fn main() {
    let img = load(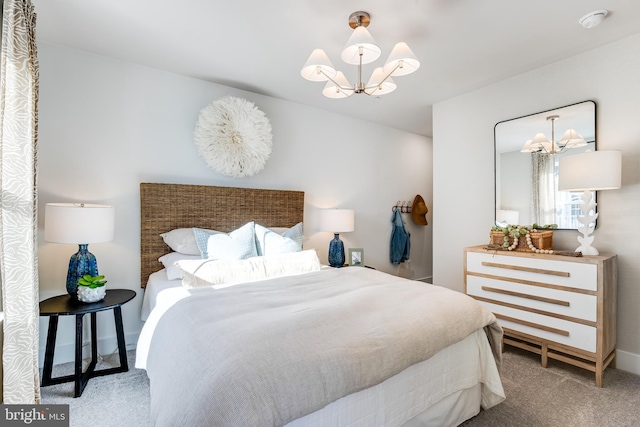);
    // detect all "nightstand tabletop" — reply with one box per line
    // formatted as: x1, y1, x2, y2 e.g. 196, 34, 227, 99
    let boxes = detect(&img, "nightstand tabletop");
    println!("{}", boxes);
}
40, 289, 136, 316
